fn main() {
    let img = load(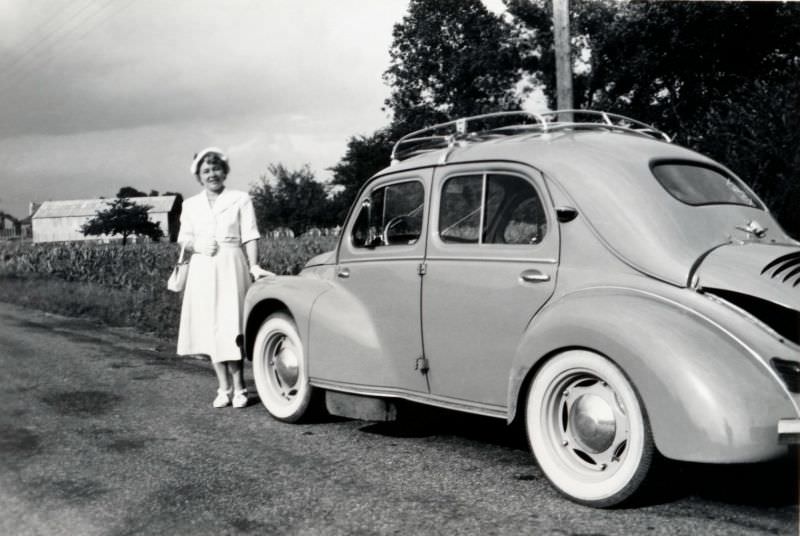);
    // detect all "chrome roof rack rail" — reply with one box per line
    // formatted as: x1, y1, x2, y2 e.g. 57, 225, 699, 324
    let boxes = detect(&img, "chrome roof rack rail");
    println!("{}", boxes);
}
390, 109, 671, 163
